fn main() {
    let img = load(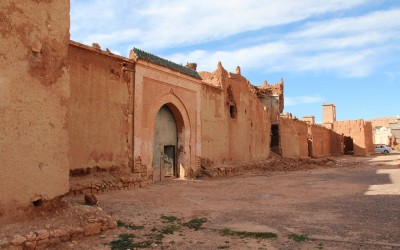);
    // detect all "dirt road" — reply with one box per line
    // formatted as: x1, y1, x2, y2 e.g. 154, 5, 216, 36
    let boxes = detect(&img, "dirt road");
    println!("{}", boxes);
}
53, 152, 400, 250
1, 152, 399, 249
